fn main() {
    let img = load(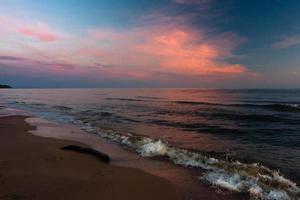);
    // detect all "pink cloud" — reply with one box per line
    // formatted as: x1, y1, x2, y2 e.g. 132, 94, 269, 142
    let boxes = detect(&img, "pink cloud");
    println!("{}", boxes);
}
17, 23, 61, 42
0, 16, 63, 42
84, 23, 248, 77
76, 48, 111, 58
133, 26, 247, 75
0, 13, 251, 85
18, 27, 58, 42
